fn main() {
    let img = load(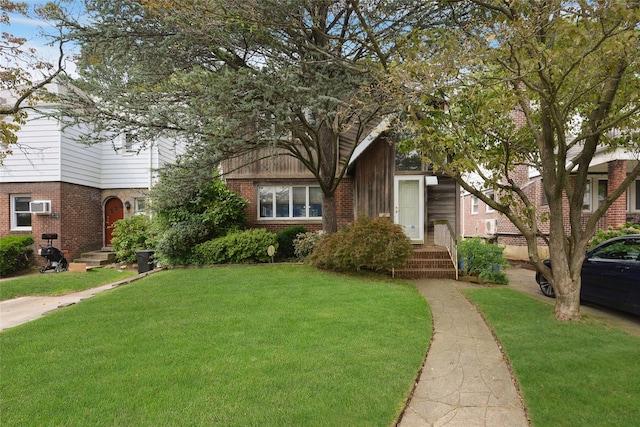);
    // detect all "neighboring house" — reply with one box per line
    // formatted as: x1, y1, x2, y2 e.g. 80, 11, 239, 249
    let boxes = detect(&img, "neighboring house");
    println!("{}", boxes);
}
223, 120, 460, 278
461, 148, 640, 260
0, 86, 180, 262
